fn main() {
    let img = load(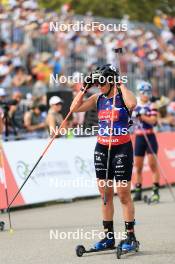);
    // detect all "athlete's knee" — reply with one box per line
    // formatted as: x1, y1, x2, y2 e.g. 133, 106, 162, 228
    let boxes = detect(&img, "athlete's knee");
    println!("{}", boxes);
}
99, 187, 113, 201
118, 191, 131, 205
149, 160, 157, 172
135, 166, 143, 175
